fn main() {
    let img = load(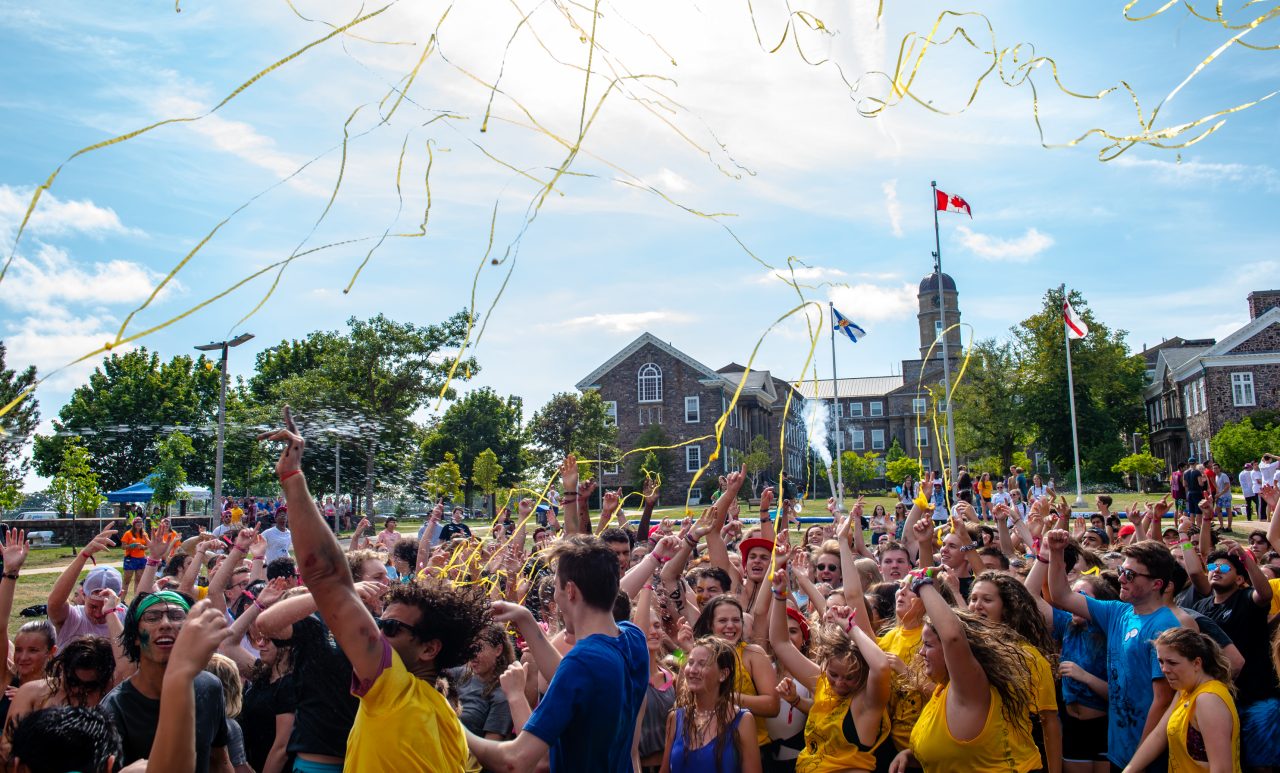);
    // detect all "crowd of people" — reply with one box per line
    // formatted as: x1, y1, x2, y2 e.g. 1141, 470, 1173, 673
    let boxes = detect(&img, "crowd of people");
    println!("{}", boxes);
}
5, 411, 1280, 772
